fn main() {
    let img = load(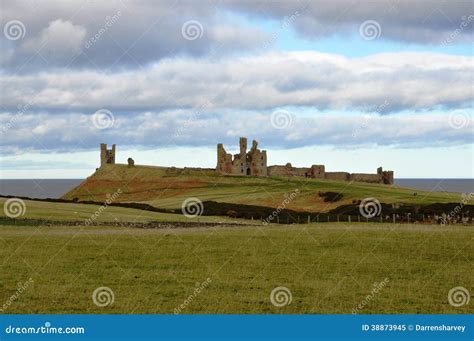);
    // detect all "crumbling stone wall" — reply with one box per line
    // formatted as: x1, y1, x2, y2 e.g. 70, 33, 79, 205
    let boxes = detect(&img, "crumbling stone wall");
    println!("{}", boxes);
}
325, 172, 351, 181
100, 143, 115, 166
217, 144, 233, 174
267, 163, 308, 177
350, 173, 380, 183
